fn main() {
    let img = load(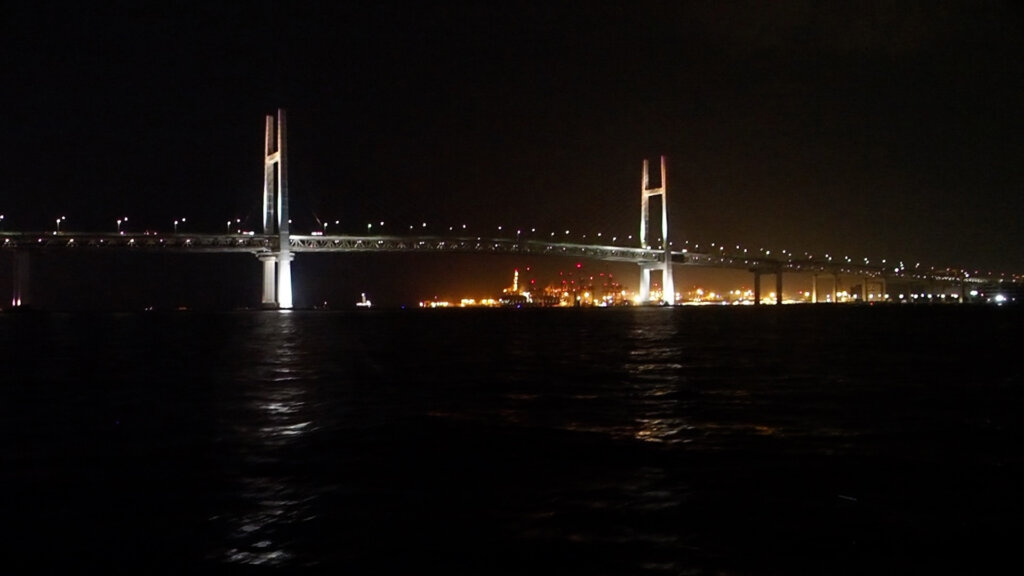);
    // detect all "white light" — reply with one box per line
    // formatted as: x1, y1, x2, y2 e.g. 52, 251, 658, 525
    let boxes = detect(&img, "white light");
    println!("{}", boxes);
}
278, 260, 293, 309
